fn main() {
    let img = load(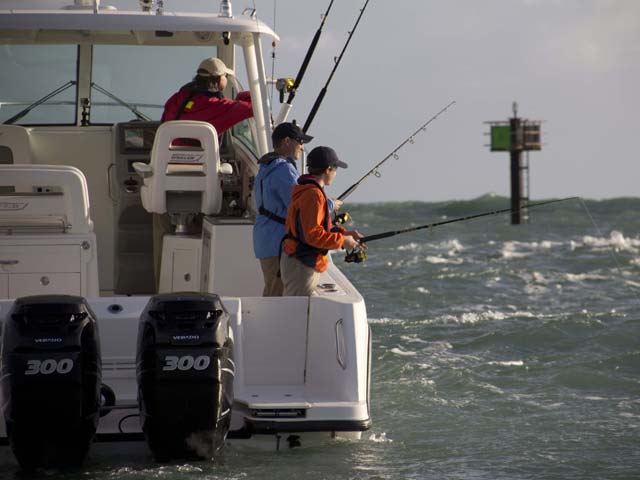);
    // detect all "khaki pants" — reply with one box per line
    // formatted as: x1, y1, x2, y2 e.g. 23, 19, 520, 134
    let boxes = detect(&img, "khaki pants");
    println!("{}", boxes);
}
280, 253, 318, 297
259, 256, 284, 297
